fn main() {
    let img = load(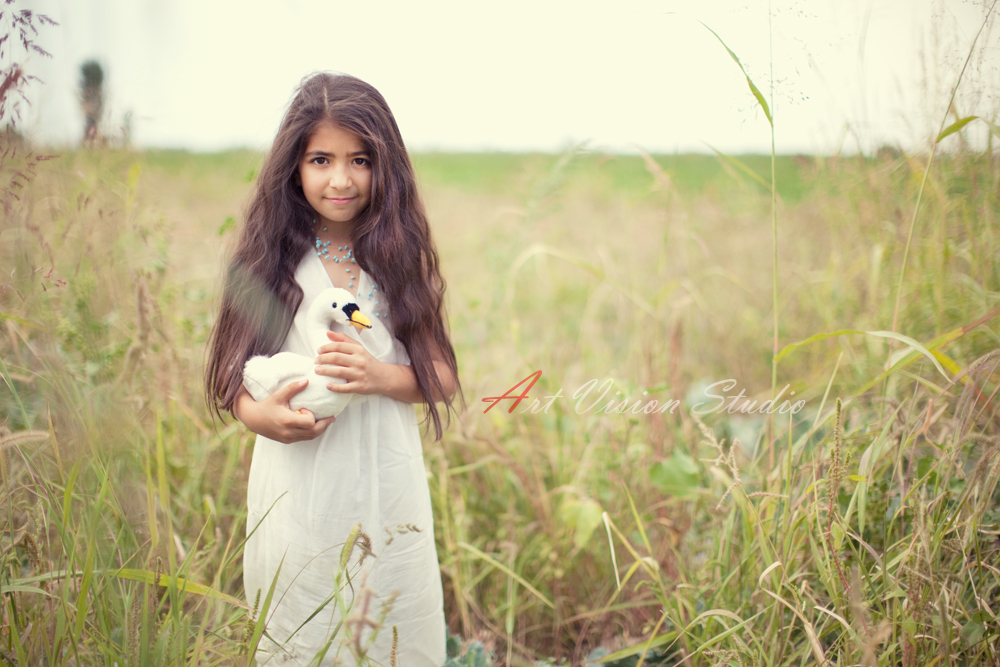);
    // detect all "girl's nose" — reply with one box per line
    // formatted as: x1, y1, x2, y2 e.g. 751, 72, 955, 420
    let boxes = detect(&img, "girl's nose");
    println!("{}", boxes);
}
329, 163, 352, 189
